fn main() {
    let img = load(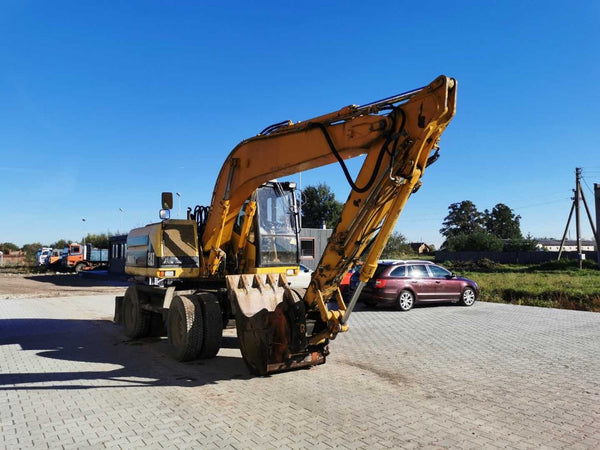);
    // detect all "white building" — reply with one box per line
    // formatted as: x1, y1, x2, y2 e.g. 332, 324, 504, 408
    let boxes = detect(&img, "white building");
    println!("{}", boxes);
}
536, 239, 596, 252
